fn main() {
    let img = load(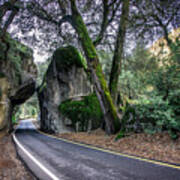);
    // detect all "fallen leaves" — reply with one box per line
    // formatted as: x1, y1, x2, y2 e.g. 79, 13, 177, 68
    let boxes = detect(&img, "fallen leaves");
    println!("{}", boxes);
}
0, 135, 35, 180
57, 130, 180, 164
